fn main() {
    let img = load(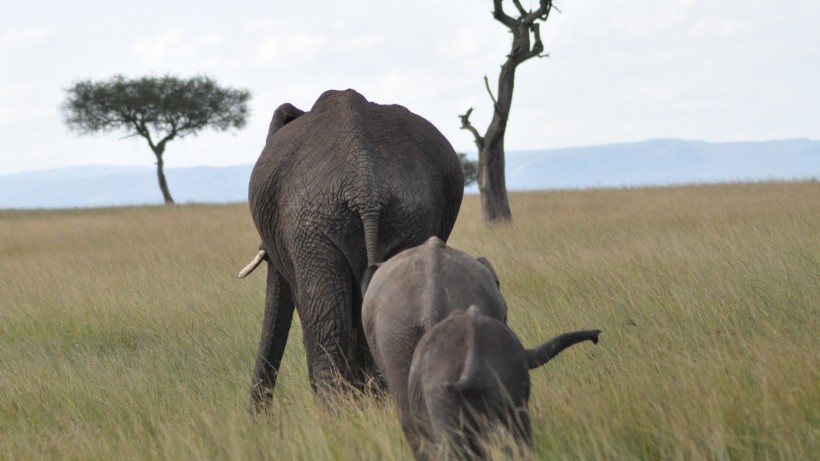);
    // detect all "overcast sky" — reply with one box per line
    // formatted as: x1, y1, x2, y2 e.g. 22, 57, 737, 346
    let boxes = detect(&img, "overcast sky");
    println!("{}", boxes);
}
2, 0, 818, 175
